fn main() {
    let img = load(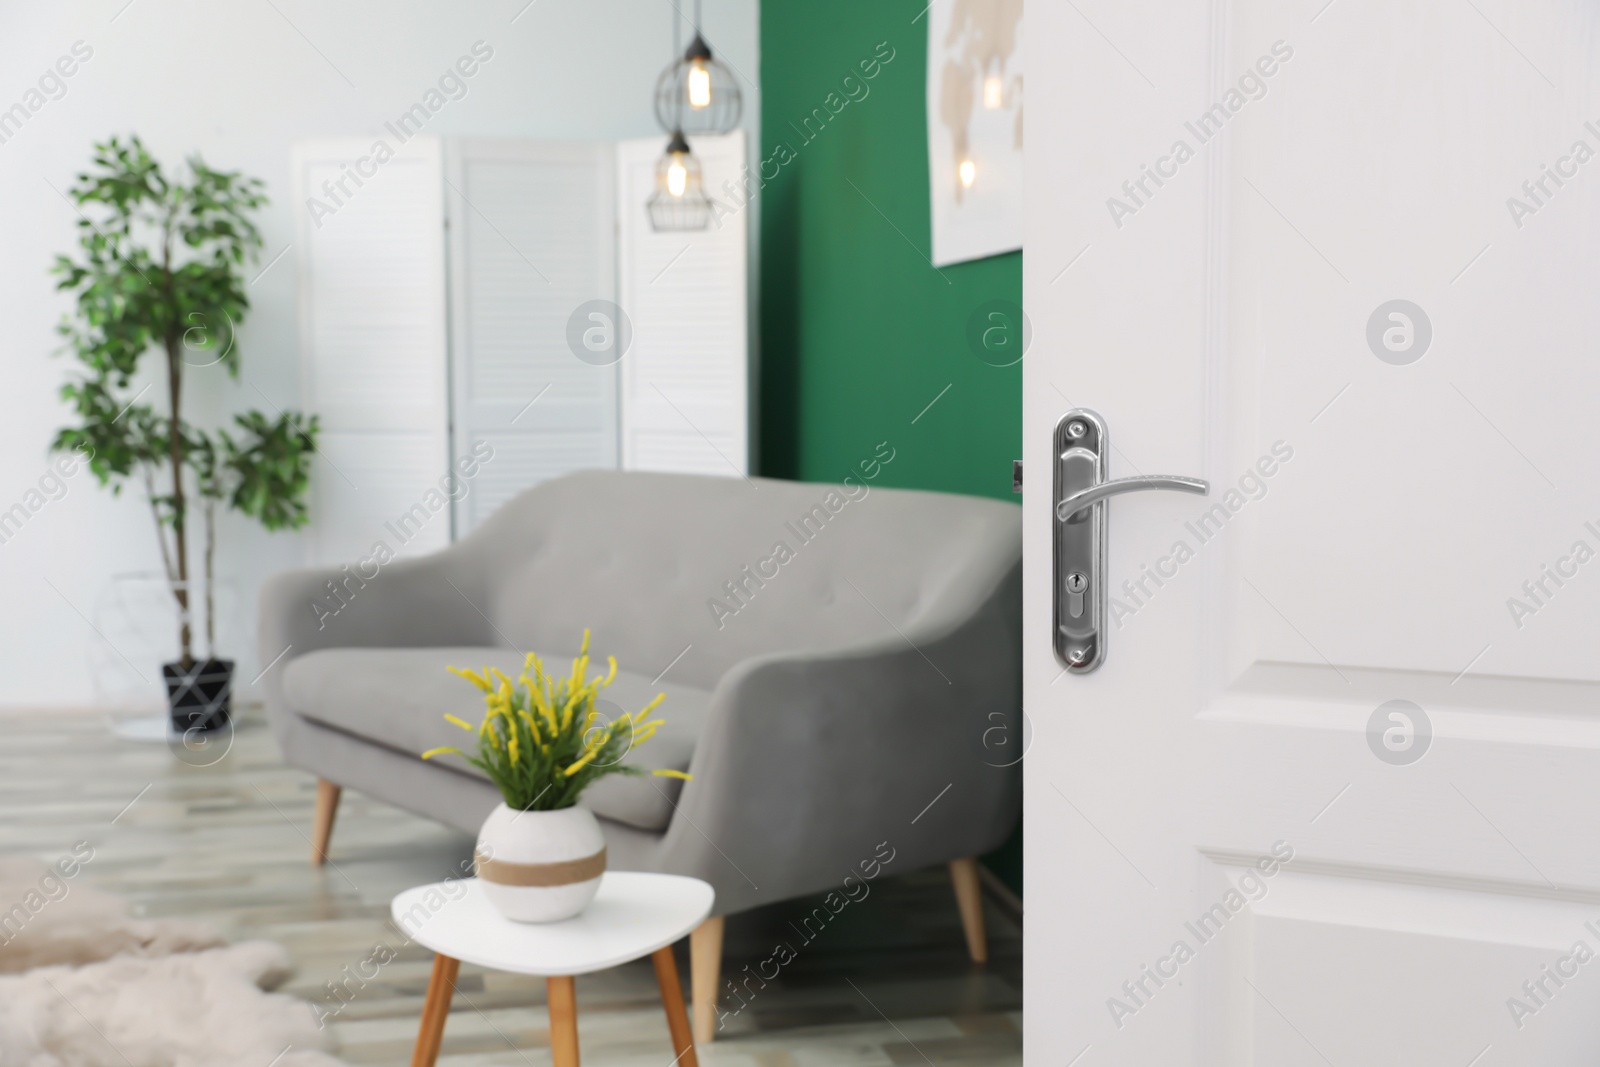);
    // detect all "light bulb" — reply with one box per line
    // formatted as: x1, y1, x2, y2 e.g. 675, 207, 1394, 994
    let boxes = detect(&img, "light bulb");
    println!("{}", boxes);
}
983, 74, 1004, 109
959, 159, 976, 188
667, 158, 688, 197
688, 62, 712, 109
